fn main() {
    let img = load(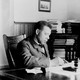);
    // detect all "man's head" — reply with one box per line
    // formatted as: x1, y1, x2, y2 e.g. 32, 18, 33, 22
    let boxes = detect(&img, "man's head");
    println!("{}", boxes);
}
34, 21, 52, 45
